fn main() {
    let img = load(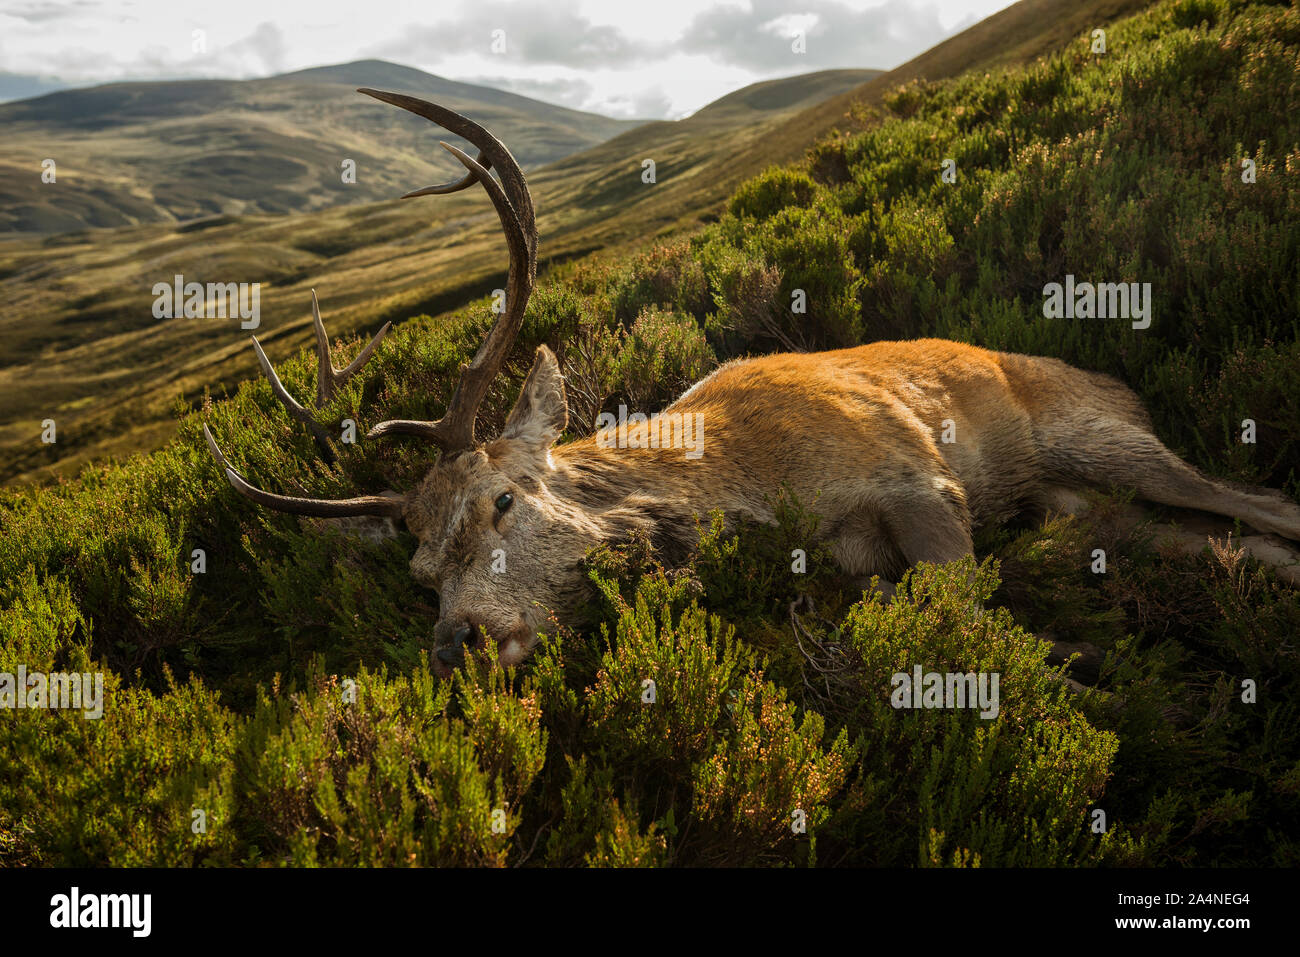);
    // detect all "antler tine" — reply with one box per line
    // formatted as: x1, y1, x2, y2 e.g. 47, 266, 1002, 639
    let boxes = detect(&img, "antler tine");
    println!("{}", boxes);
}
207, 288, 396, 513
203, 424, 403, 518
357, 88, 538, 453
401, 150, 491, 198
357, 88, 536, 239
249, 289, 390, 462
250, 334, 337, 460
311, 289, 392, 405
